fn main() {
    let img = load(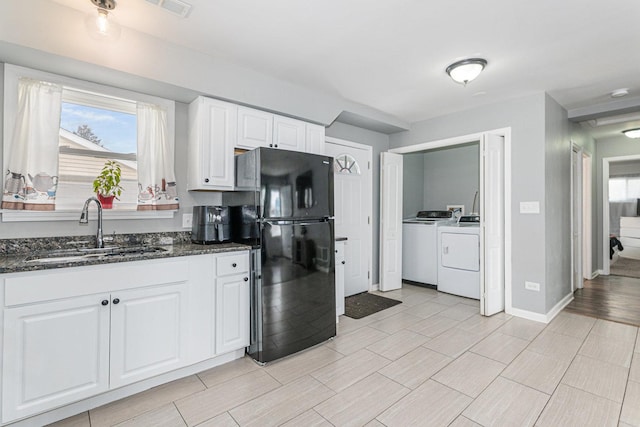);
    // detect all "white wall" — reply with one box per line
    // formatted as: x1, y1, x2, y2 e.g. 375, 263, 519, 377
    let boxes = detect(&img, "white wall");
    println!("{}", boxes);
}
0, 1, 407, 130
